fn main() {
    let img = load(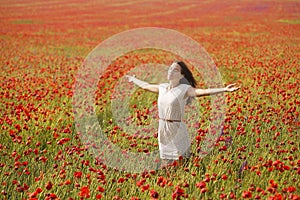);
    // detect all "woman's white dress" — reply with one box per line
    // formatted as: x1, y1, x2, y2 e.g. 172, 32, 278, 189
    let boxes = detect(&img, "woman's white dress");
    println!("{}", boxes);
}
157, 83, 191, 160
